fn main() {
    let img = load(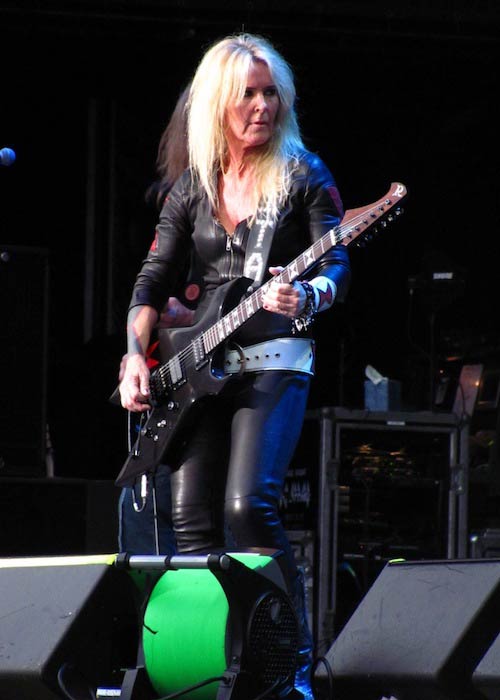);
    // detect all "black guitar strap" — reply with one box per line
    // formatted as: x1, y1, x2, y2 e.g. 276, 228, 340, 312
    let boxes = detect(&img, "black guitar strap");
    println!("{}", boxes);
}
243, 204, 279, 291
